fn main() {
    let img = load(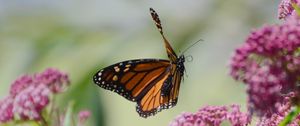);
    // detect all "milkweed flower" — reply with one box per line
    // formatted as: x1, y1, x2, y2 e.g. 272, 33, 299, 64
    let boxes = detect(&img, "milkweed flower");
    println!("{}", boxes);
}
0, 68, 70, 123
10, 75, 33, 97
13, 84, 51, 120
0, 96, 14, 122
169, 112, 196, 126
194, 105, 228, 126
169, 105, 250, 126
256, 97, 300, 126
77, 110, 91, 126
278, 0, 299, 19
35, 68, 70, 93
10, 68, 69, 96
229, 13, 300, 117
228, 104, 251, 126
